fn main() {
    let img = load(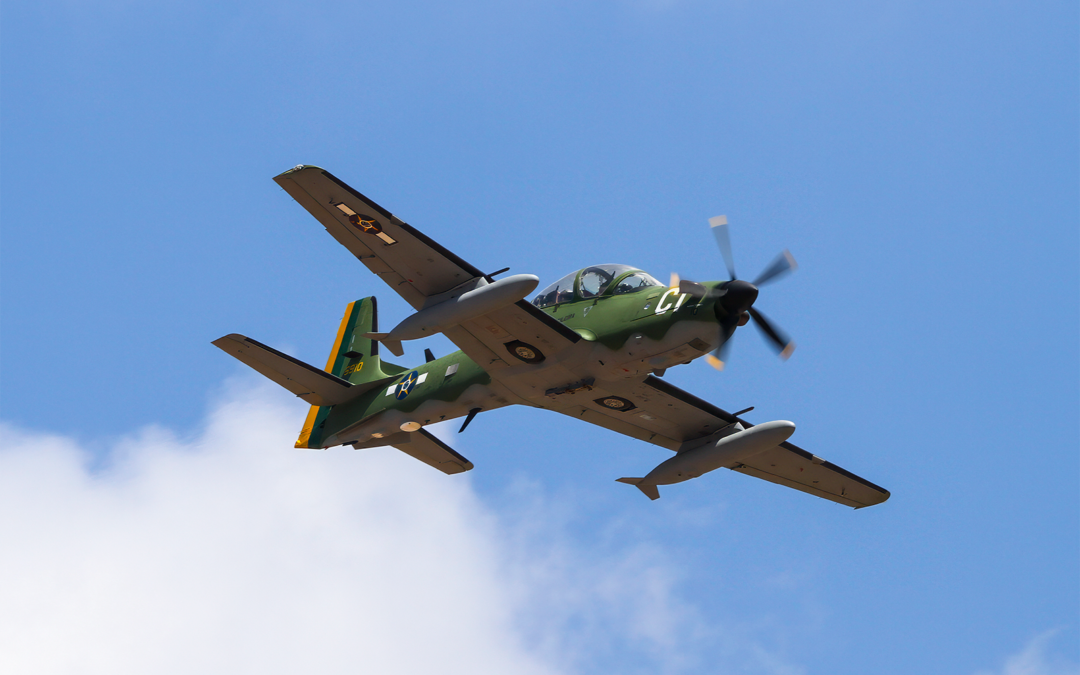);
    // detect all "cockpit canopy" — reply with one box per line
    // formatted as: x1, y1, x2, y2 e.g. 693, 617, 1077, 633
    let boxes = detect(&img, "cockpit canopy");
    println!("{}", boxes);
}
531, 264, 664, 309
